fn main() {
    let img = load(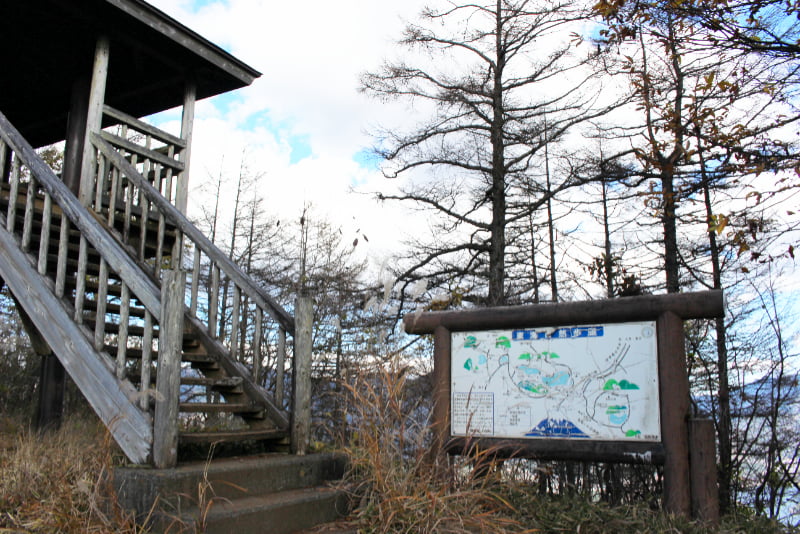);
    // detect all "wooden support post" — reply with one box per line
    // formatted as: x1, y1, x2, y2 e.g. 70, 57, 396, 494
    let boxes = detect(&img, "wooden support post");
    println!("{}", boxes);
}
37, 354, 66, 430
690, 418, 720, 524
1, 137, 11, 183
79, 36, 110, 206
657, 311, 691, 517
153, 269, 185, 468
176, 82, 196, 214
431, 325, 451, 458
63, 76, 91, 195
11, 293, 66, 430
291, 296, 312, 455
